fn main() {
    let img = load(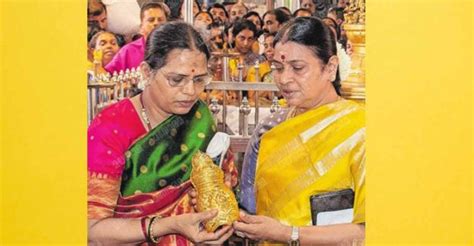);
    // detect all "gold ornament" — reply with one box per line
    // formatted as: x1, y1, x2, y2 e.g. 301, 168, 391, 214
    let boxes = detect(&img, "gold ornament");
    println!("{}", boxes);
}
191, 151, 239, 232
341, 0, 366, 103
344, 0, 365, 25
